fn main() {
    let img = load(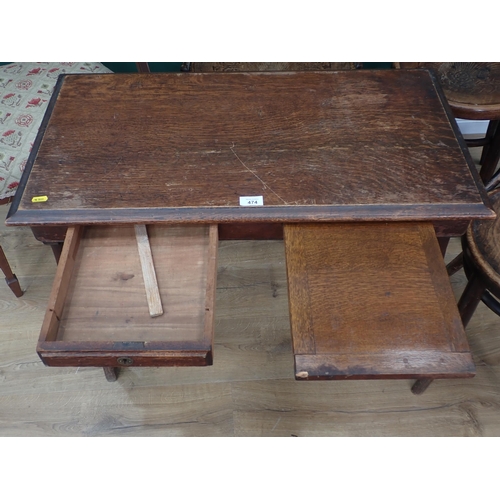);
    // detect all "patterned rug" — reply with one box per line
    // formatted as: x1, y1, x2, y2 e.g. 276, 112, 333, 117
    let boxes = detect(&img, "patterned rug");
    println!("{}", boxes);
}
0, 62, 112, 200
